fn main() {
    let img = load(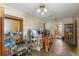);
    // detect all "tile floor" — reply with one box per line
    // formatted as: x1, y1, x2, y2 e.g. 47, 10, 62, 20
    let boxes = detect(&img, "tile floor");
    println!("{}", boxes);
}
32, 39, 78, 56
